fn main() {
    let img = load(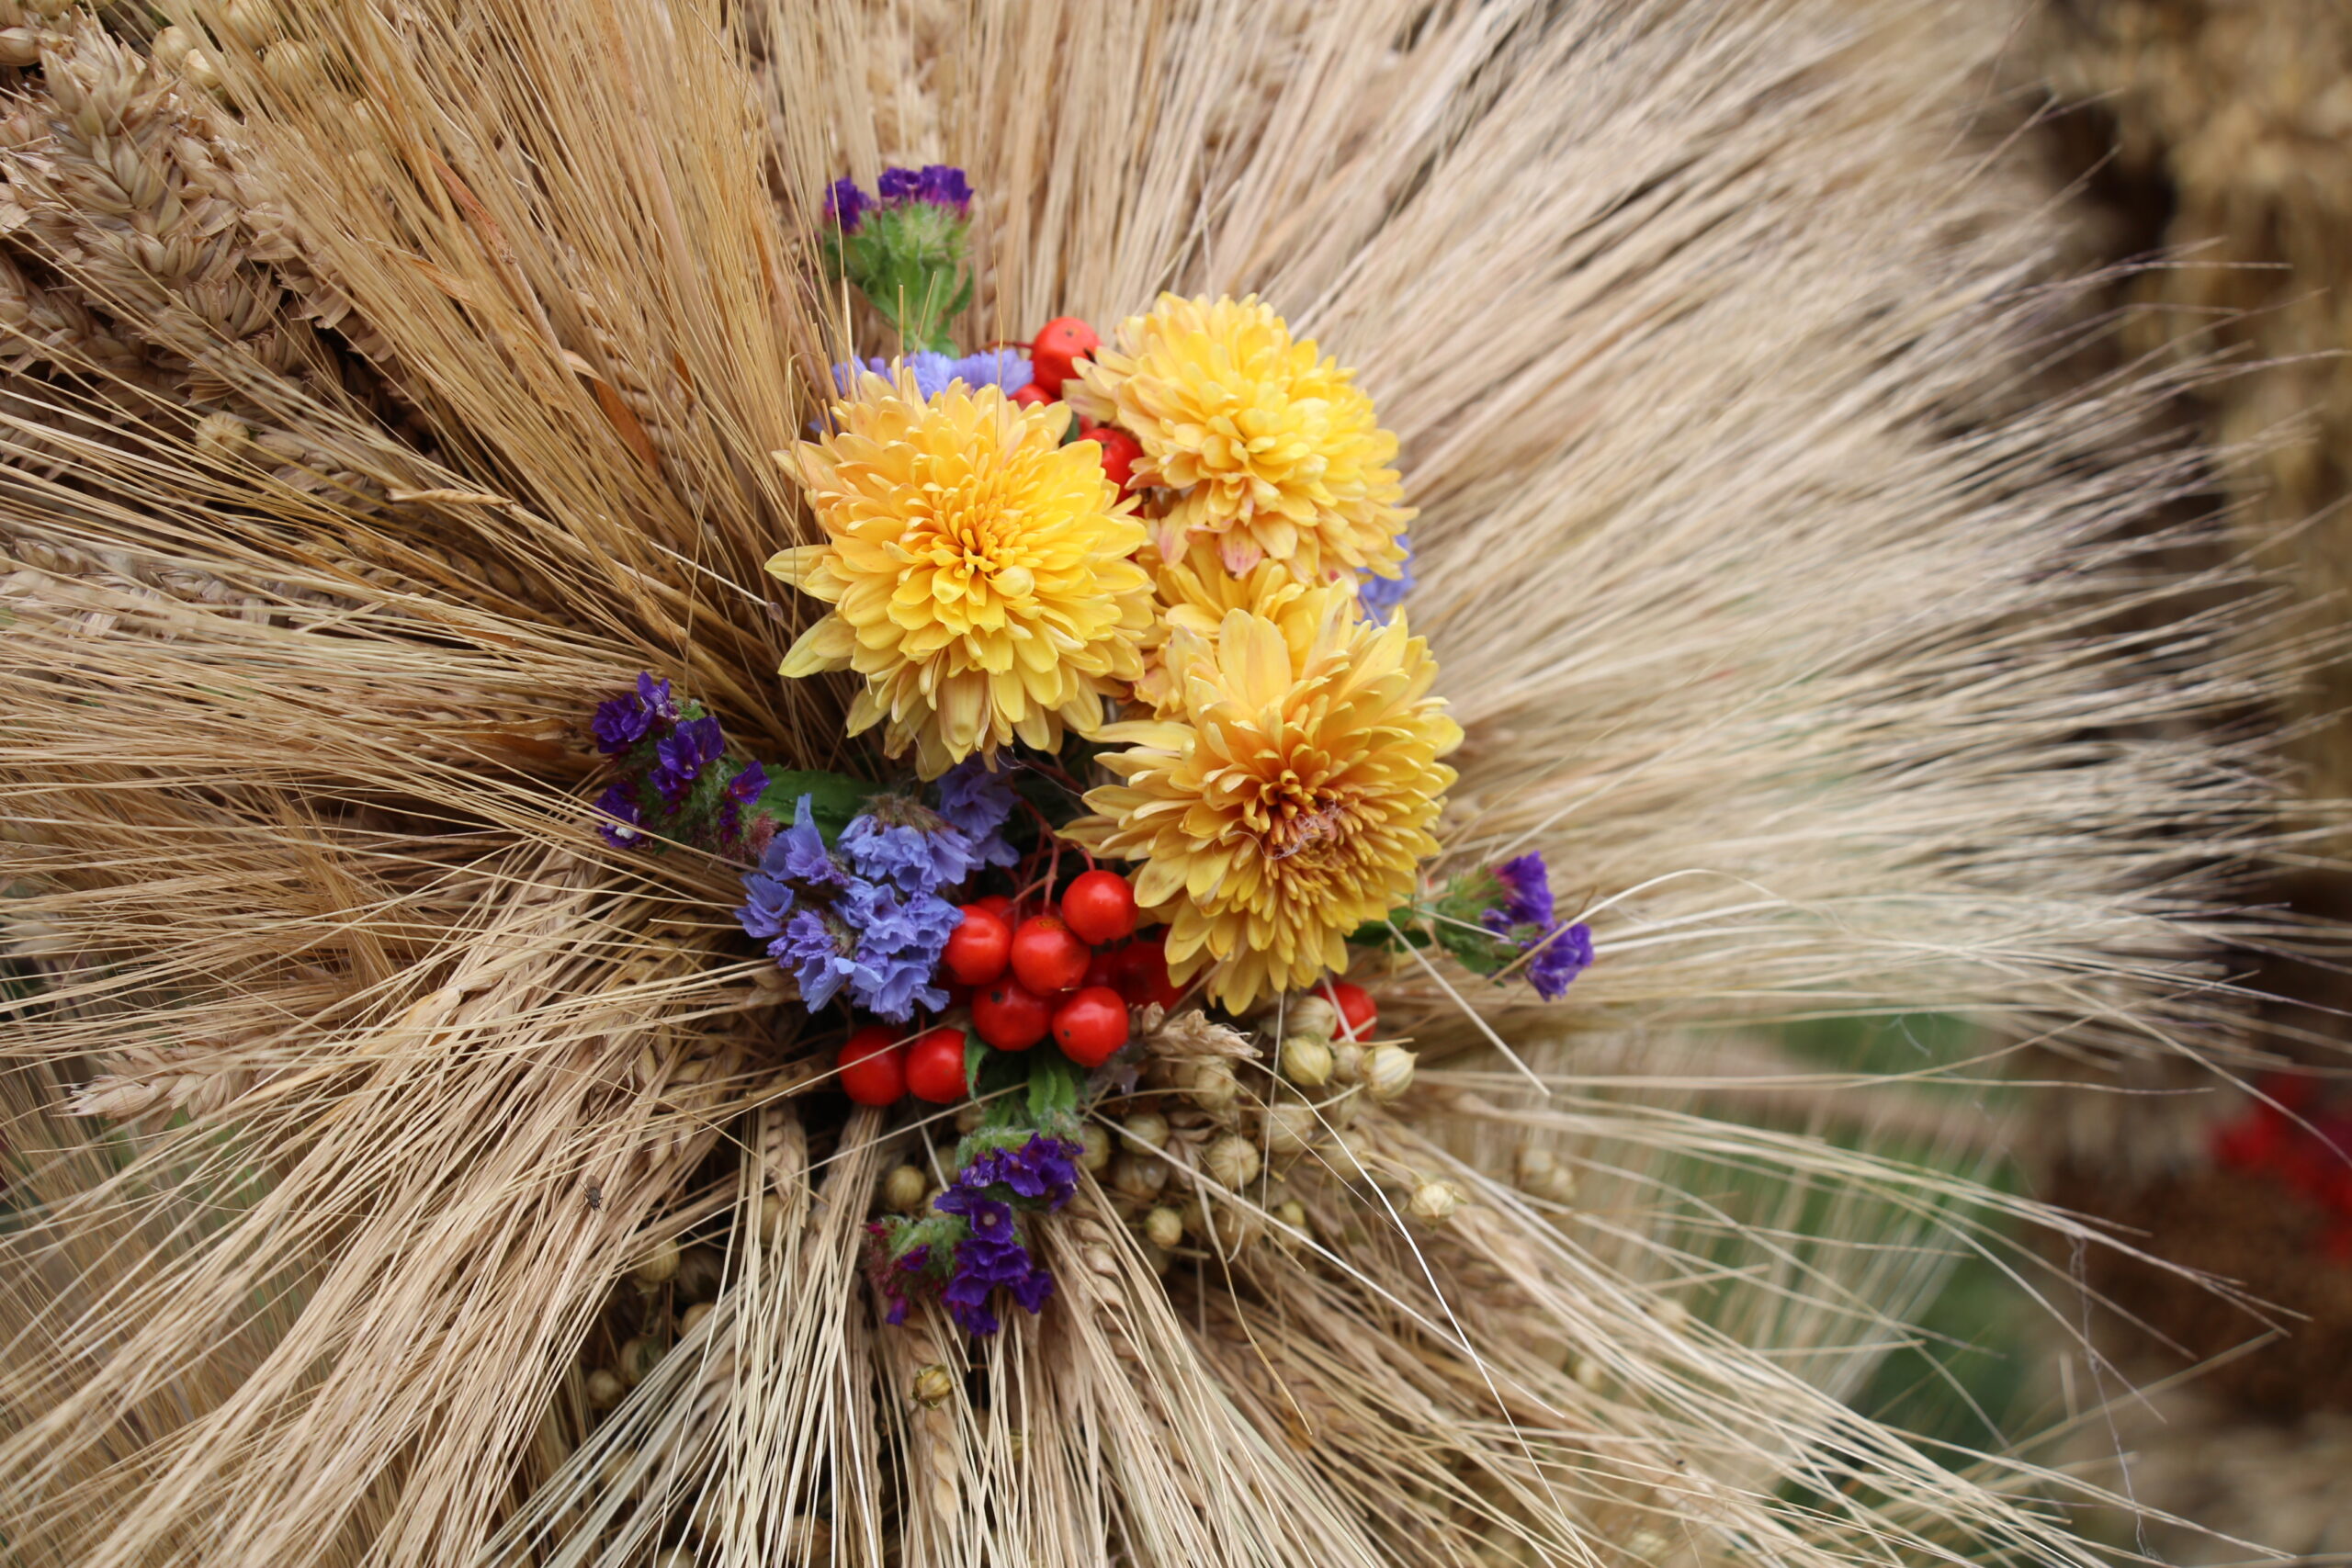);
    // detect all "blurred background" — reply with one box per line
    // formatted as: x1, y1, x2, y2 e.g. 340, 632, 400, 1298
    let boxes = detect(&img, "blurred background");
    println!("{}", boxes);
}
1810, 3, 2352, 1555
